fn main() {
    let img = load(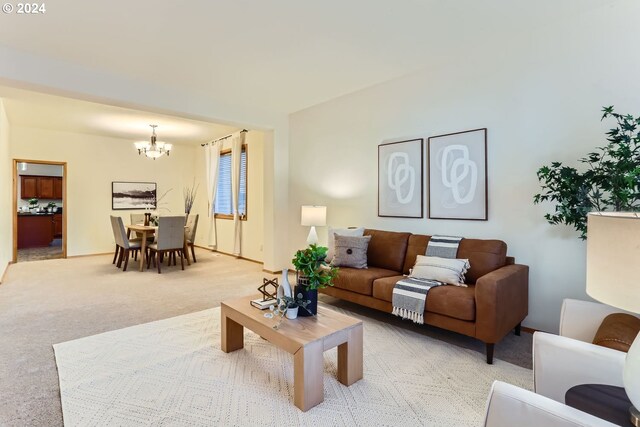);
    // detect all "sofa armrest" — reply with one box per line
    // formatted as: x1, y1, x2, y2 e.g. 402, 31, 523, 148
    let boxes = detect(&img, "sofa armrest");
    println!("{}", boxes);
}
559, 298, 637, 342
484, 381, 617, 427
533, 331, 625, 404
475, 264, 529, 343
